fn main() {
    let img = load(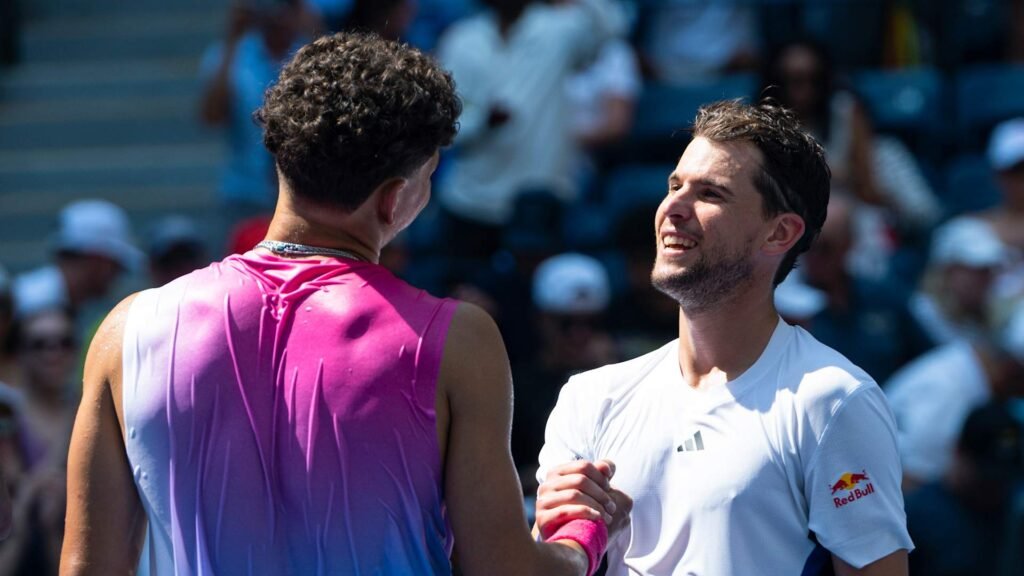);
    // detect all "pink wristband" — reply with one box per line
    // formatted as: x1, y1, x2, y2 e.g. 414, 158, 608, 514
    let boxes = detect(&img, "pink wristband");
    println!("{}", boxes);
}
545, 519, 608, 576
